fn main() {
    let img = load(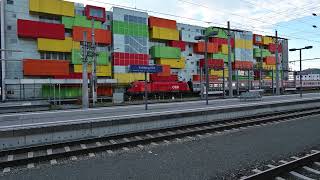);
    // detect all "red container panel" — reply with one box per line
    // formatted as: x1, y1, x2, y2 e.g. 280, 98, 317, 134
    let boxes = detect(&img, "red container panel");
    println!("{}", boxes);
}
113, 52, 149, 66
148, 16, 177, 29
150, 74, 178, 82
23, 59, 69, 76
192, 75, 218, 81
209, 37, 235, 48
73, 26, 111, 44
253, 34, 263, 45
85, 5, 106, 22
17, 19, 65, 40
97, 87, 112, 96
199, 59, 224, 69
194, 42, 218, 54
168, 41, 186, 51
268, 43, 282, 53
232, 61, 253, 70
